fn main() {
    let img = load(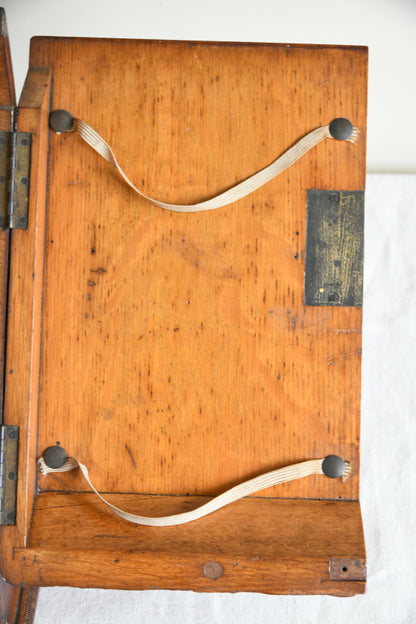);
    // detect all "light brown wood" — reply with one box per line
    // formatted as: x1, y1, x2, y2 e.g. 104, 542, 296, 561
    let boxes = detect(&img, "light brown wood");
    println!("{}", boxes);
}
0, 12, 18, 620
0, 13, 38, 622
0, 577, 20, 624
0, 7, 13, 414
30, 38, 366, 500
0, 37, 367, 595
0, 8, 15, 110
12, 493, 365, 596
0, 68, 51, 583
